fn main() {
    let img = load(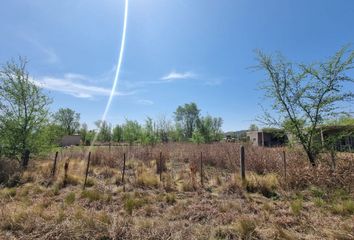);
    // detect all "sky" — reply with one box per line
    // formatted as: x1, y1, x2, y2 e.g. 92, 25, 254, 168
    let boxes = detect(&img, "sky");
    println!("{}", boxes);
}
0, 0, 354, 131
